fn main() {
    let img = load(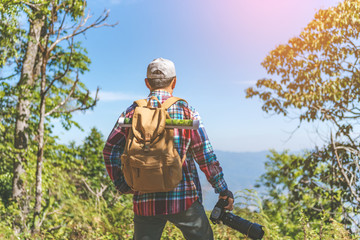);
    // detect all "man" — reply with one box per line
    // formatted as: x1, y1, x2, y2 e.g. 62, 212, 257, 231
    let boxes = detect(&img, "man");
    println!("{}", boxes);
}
103, 58, 234, 240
